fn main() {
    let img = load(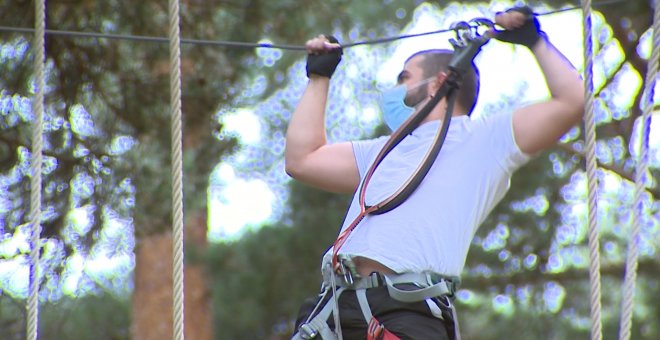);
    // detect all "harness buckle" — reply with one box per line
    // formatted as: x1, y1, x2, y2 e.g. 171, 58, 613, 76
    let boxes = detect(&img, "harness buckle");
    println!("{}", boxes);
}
299, 324, 318, 339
